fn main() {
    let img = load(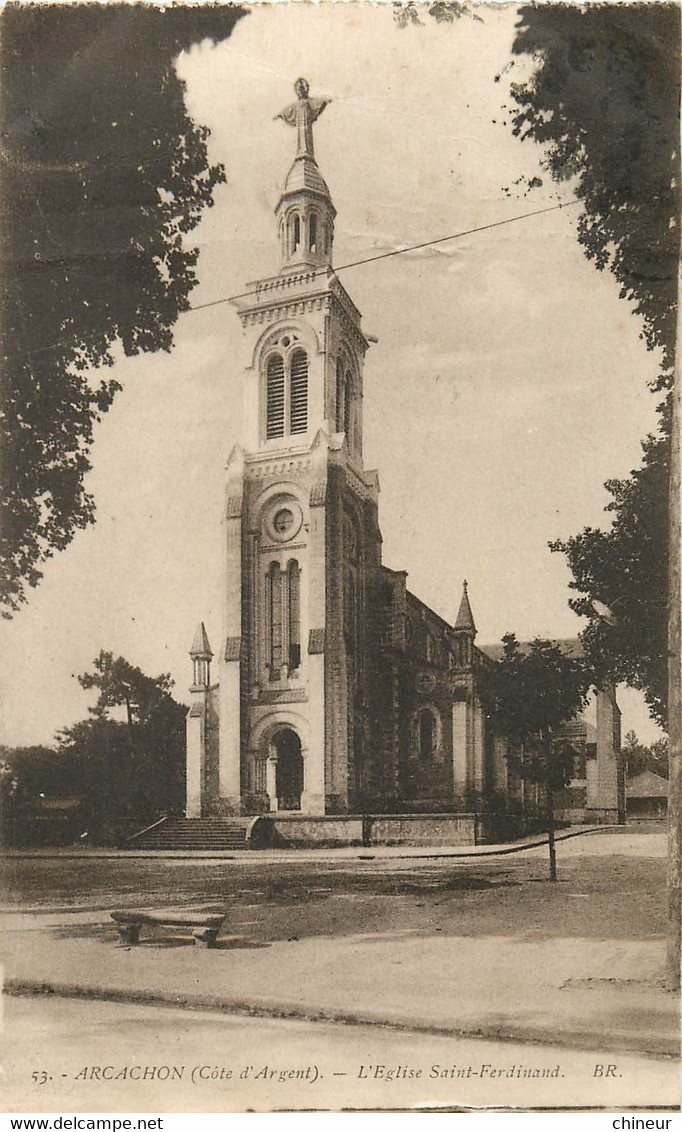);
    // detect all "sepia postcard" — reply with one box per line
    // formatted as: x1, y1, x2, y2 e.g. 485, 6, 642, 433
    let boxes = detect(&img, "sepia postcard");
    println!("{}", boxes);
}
1, 0, 679, 1115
